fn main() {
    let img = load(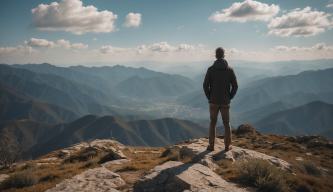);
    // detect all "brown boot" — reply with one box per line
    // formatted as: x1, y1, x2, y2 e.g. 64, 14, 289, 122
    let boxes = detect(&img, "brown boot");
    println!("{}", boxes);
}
225, 145, 232, 152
